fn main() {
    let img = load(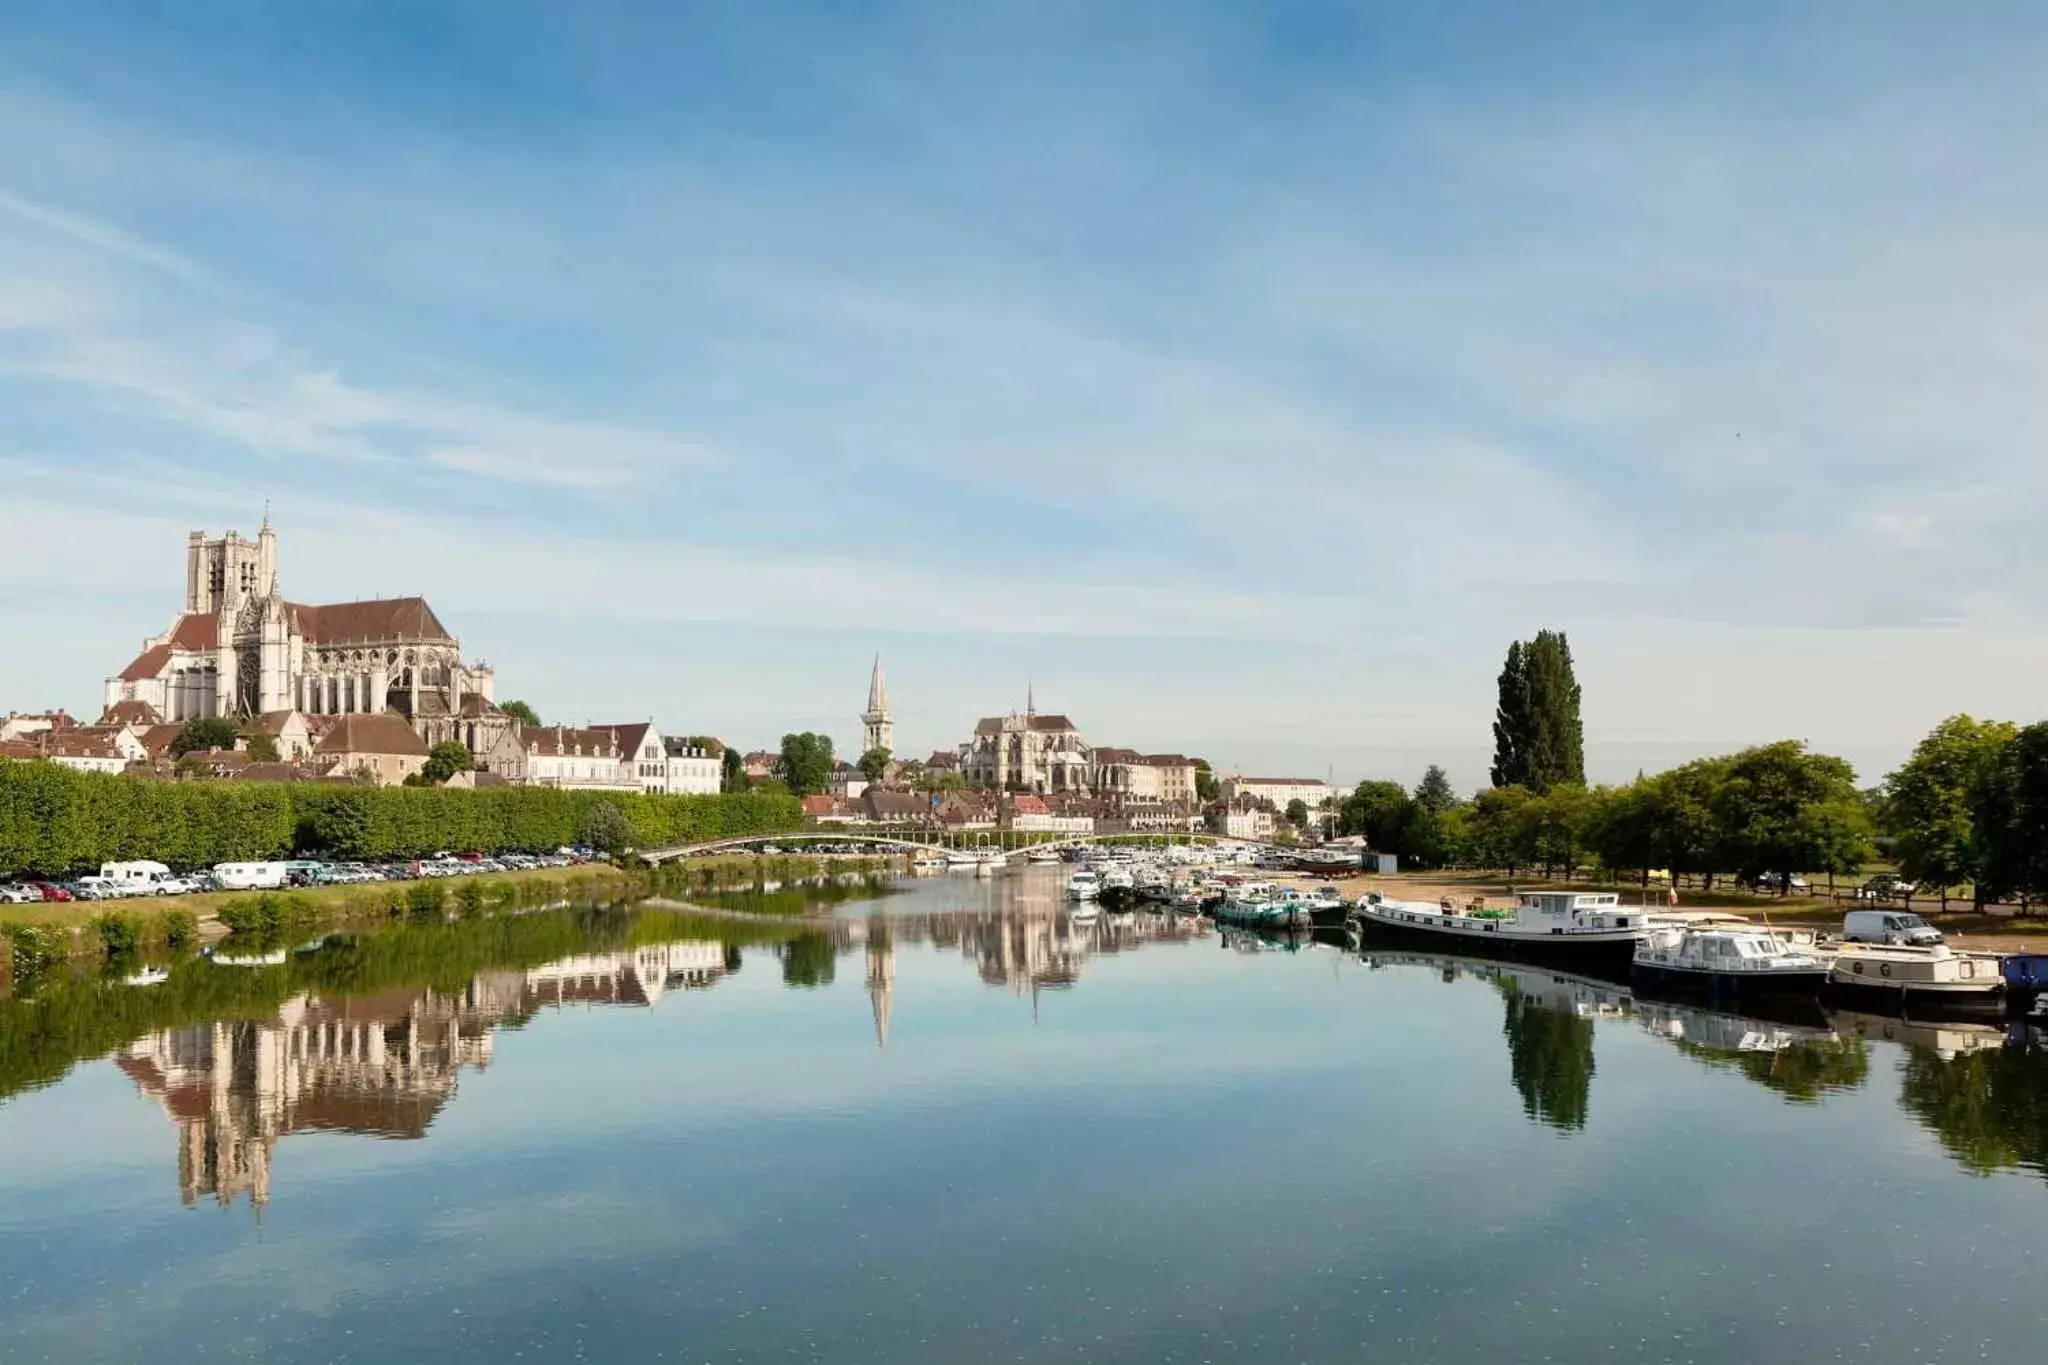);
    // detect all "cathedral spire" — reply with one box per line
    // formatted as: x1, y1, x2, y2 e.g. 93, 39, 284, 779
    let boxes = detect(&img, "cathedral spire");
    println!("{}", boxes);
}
860, 653, 894, 756
866, 653, 888, 715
